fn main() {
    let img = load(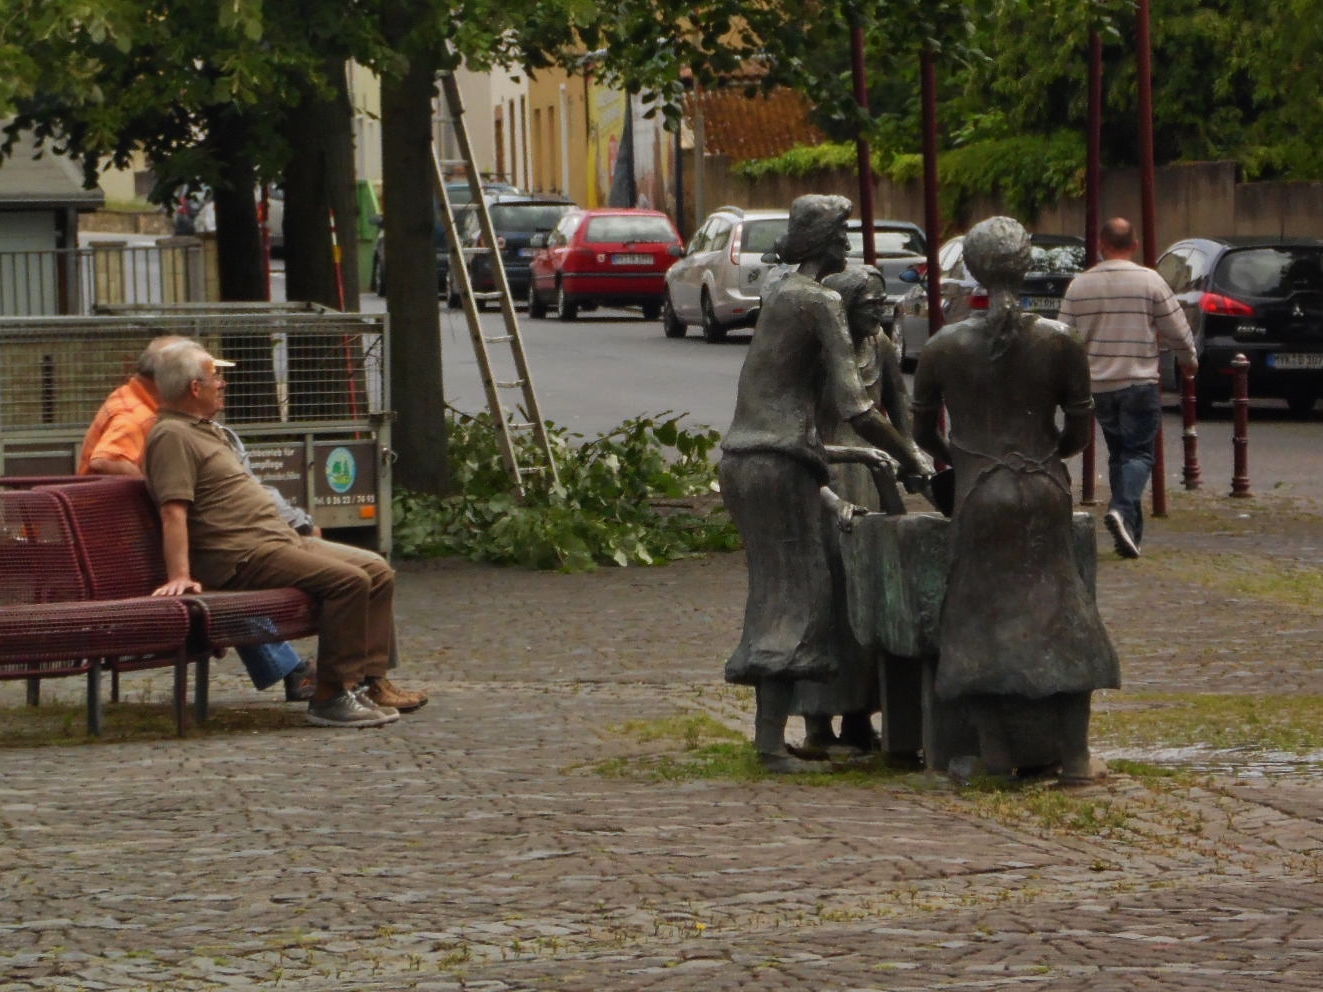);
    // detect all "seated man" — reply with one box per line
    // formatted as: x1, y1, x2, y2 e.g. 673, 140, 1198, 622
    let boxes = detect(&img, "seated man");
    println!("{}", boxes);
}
144, 339, 426, 728
80, 335, 314, 701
